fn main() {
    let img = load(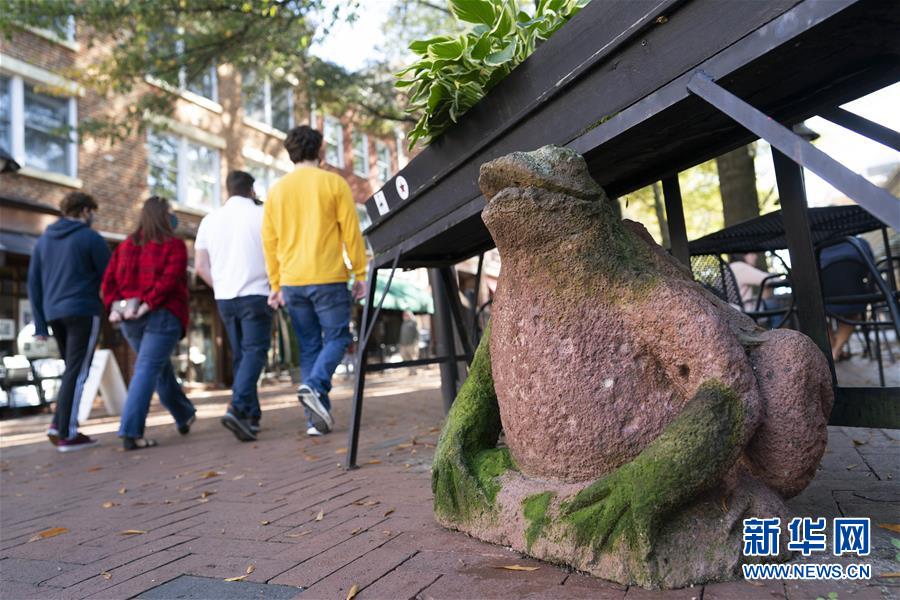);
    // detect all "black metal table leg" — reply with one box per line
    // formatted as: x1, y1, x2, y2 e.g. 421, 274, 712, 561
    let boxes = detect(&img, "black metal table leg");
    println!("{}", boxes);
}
345, 264, 379, 470
662, 175, 690, 267
771, 148, 835, 382
430, 268, 460, 413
